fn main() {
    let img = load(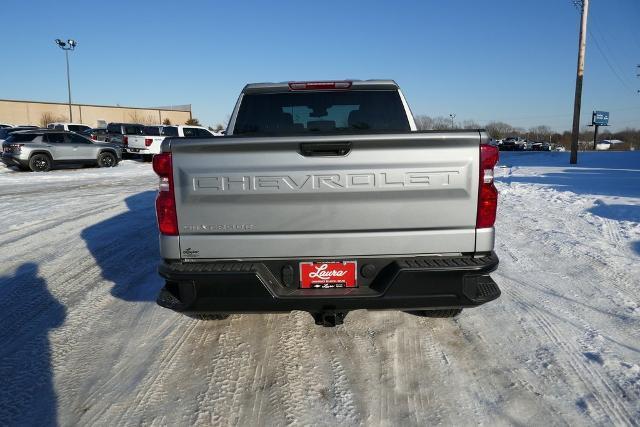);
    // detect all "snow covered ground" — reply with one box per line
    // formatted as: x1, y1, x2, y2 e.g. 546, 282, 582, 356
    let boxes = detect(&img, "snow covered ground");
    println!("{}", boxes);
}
0, 152, 639, 426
